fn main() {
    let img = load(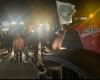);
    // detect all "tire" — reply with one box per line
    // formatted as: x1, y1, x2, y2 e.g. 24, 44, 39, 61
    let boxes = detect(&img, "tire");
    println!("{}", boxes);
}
43, 49, 100, 79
